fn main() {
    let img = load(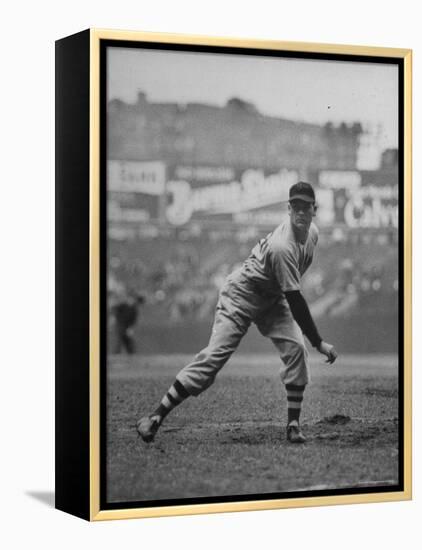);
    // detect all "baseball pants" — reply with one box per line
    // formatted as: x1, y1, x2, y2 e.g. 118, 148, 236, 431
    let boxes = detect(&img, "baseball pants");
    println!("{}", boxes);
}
176, 277, 310, 395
